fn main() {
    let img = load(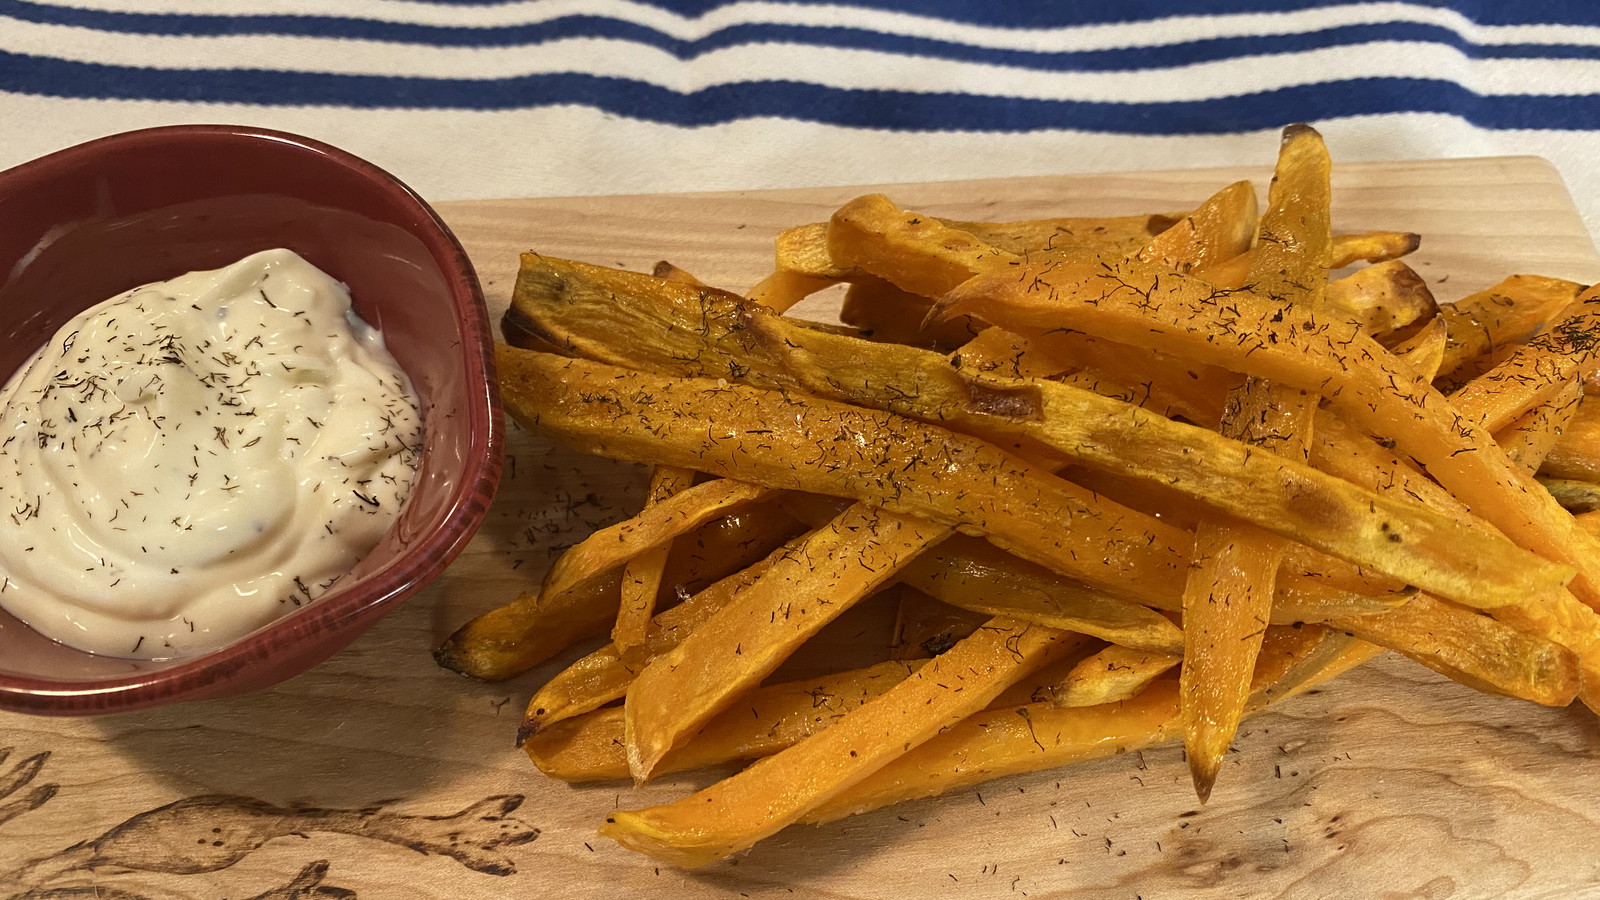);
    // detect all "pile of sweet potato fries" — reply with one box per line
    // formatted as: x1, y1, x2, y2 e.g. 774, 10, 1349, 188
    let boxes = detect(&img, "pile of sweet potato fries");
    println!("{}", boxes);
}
436, 124, 1600, 867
